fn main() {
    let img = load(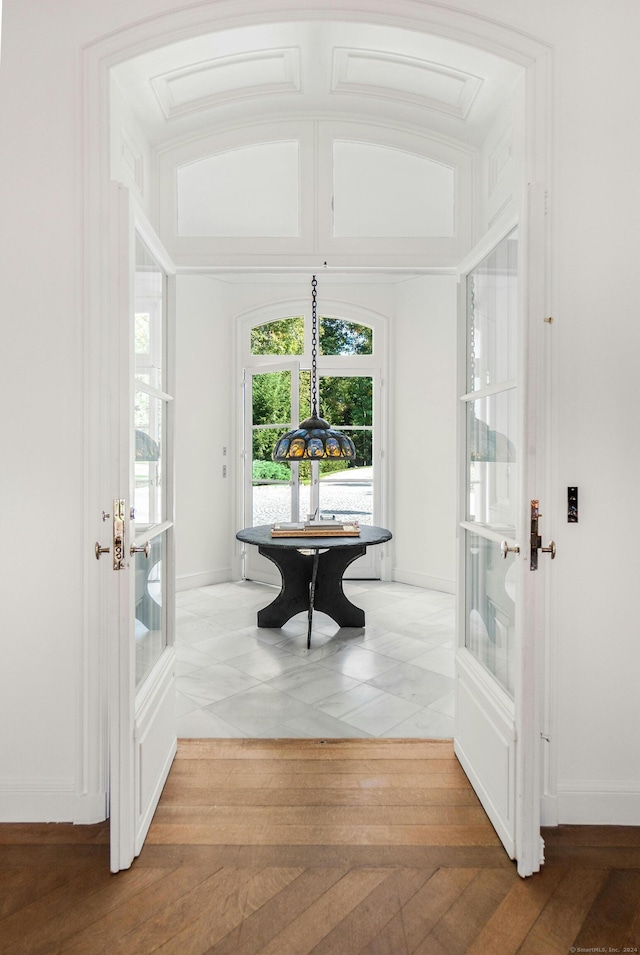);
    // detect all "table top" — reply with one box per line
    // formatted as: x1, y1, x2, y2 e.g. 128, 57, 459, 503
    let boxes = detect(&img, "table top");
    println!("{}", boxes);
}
236, 524, 392, 550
